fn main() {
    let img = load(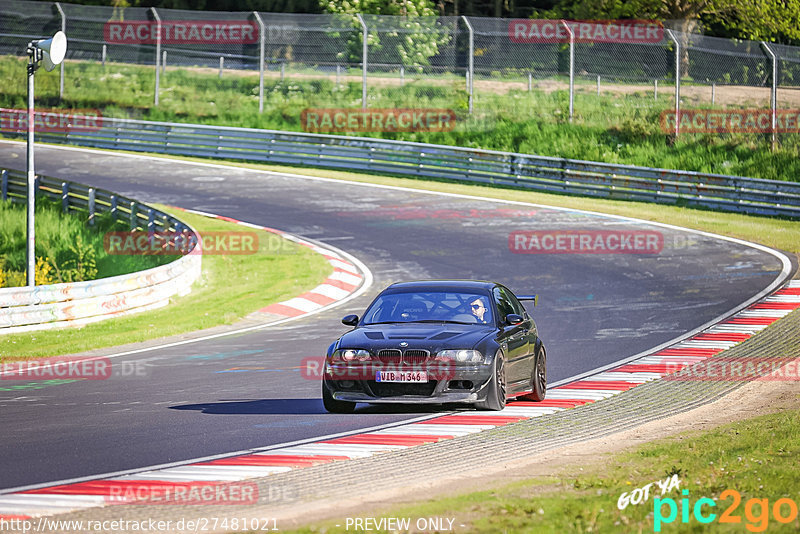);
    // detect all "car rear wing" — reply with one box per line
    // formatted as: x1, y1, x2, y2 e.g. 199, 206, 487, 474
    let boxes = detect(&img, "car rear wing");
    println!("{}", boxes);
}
517, 295, 538, 307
